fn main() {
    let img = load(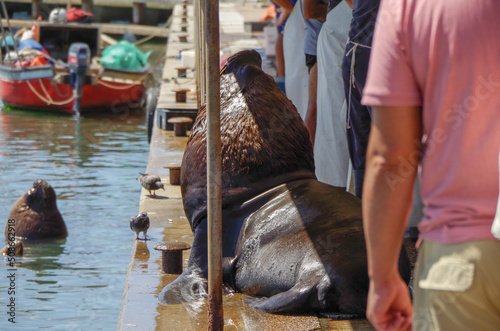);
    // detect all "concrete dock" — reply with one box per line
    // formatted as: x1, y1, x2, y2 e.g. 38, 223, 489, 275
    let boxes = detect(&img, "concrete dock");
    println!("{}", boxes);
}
118, 2, 375, 330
